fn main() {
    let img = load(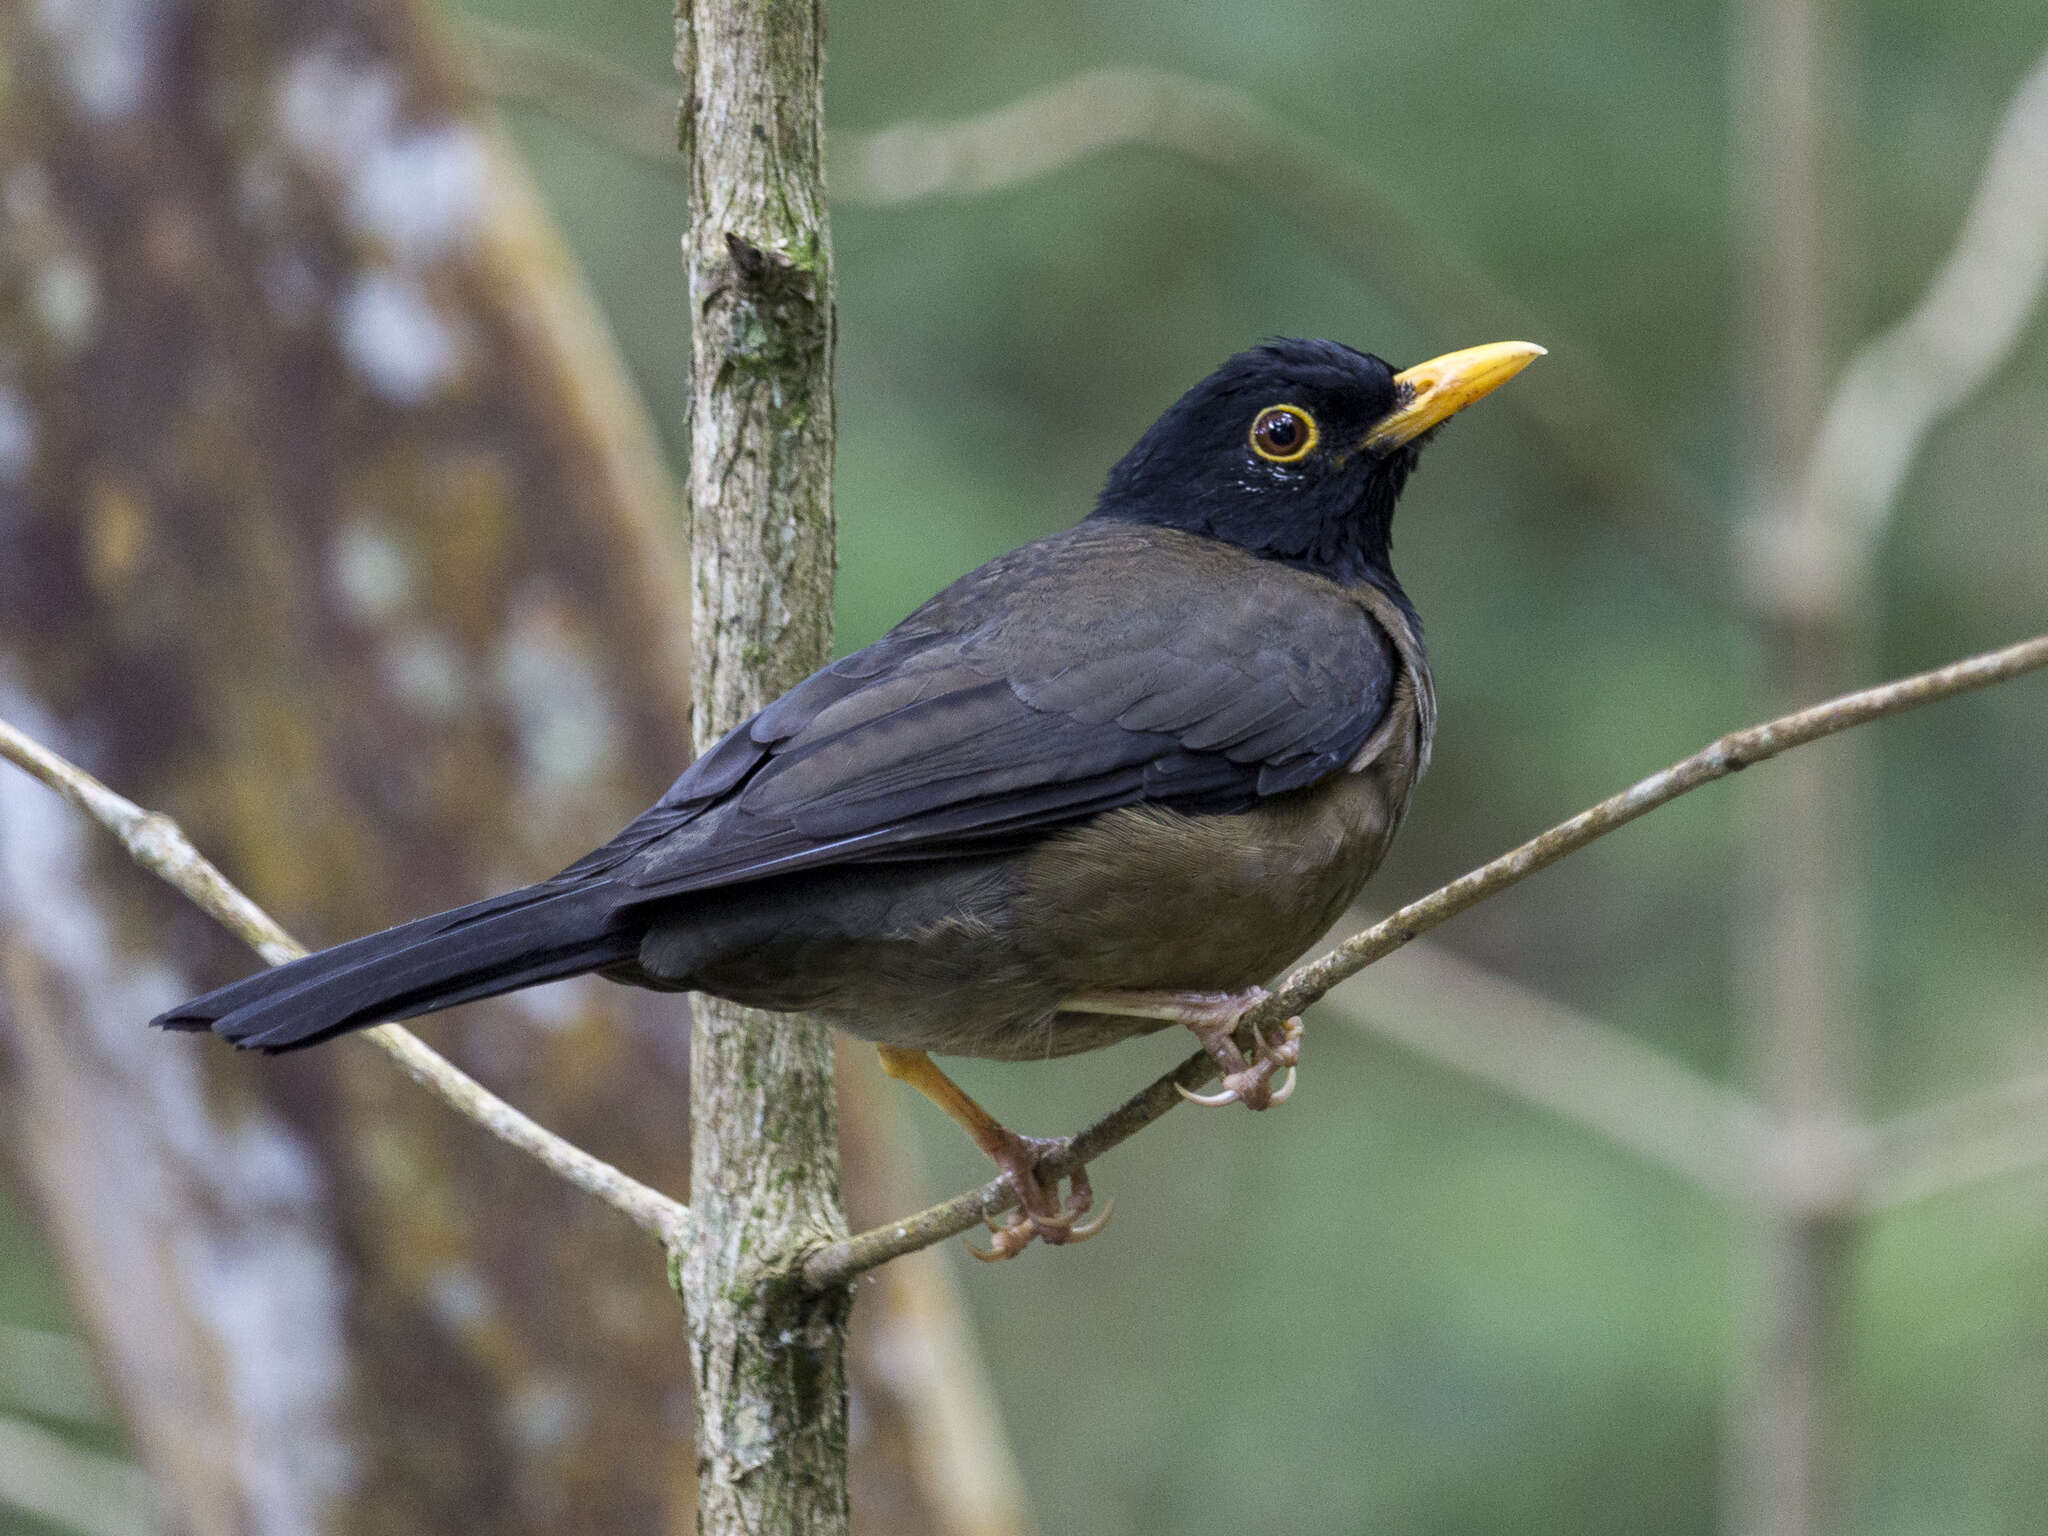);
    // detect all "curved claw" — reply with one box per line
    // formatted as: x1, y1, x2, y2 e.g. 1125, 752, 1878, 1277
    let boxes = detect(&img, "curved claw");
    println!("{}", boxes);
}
1176, 1078, 1241, 1108
966, 1220, 1034, 1262
1265, 1063, 1299, 1105
1066, 1196, 1115, 1242
966, 1183, 1107, 1259
984, 1205, 1058, 1234
1252, 1019, 1304, 1062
